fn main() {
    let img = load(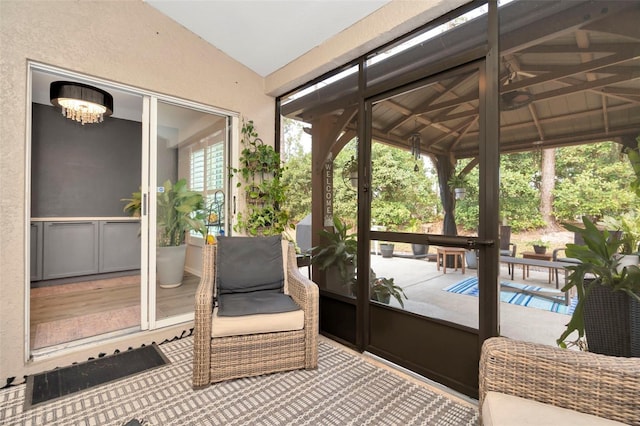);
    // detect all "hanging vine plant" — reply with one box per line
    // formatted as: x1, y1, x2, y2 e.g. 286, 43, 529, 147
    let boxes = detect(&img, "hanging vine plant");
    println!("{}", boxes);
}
230, 119, 292, 236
